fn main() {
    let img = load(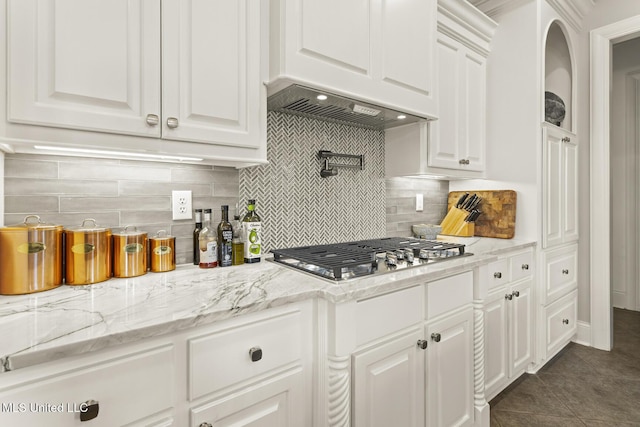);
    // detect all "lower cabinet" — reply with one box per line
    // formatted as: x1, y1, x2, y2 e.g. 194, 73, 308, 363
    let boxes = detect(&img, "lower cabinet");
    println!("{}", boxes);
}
426, 307, 474, 427
0, 343, 175, 427
543, 289, 578, 358
353, 328, 425, 427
